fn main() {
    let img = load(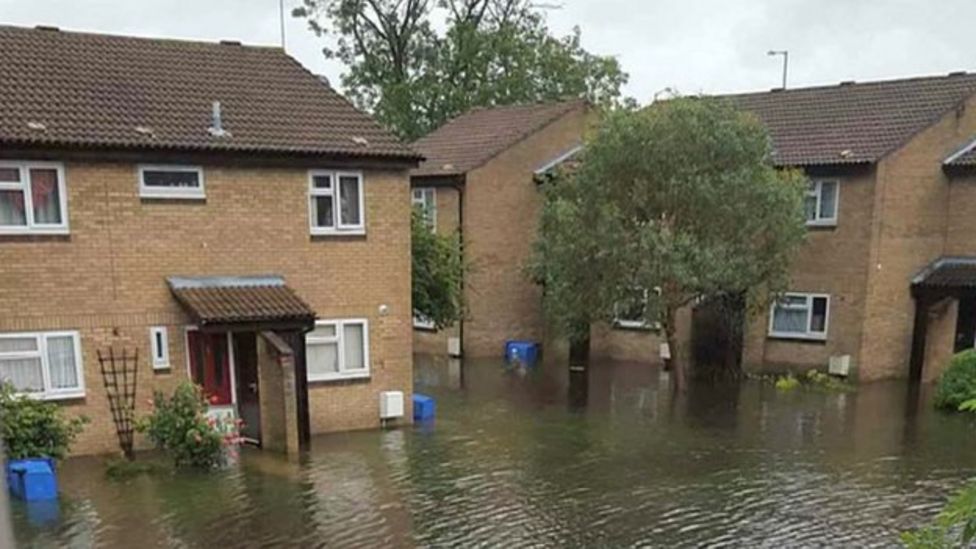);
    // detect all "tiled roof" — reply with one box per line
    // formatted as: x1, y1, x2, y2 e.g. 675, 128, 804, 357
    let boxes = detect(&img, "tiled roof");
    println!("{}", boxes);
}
412, 100, 585, 177
944, 138, 976, 169
168, 276, 316, 325
722, 72, 976, 167
0, 25, 420, 161
911, 257, 976, 290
